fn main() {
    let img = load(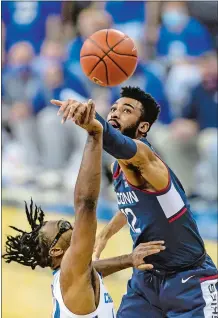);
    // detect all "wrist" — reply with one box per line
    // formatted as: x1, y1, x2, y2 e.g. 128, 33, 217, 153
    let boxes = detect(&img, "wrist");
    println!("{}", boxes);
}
88, 128, 103, 138
87, 122, 103, 136
121, 254, 133, 268
99, 225, 113, 240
